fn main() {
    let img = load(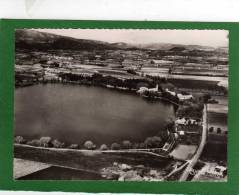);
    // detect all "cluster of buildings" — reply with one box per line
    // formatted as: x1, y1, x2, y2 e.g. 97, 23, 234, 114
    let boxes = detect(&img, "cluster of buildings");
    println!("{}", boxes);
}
165, 89, 193, 102
136, 85, 194, 103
